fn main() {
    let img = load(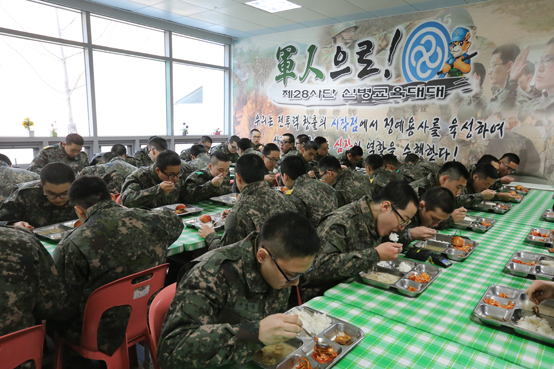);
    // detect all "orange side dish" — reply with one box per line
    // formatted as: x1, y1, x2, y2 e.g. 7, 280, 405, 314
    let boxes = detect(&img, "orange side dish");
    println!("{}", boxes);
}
513, 259, 536, 266
482, 297, 514, 309
408, 272, 430, 283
